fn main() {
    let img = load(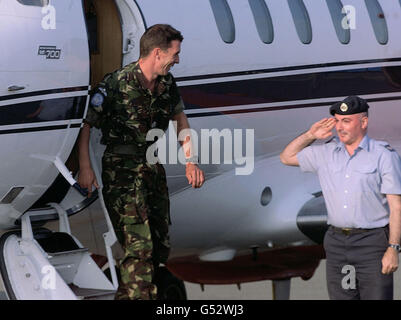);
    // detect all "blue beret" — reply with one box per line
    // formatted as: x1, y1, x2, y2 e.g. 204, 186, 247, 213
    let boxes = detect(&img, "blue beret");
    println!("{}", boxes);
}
330, 96, 369, 116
